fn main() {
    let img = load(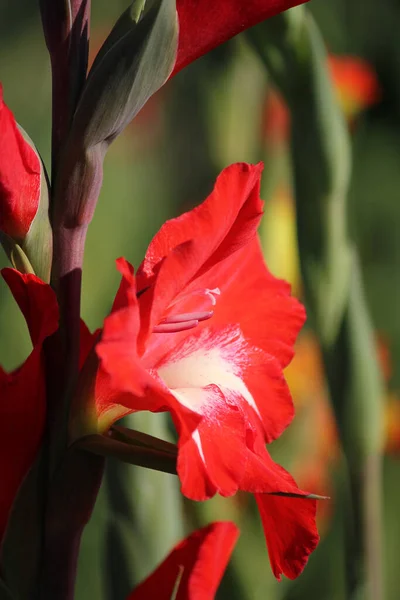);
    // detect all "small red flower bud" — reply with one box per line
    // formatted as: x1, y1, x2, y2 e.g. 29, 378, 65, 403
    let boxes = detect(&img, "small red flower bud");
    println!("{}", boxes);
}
0, 85, 41, 240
